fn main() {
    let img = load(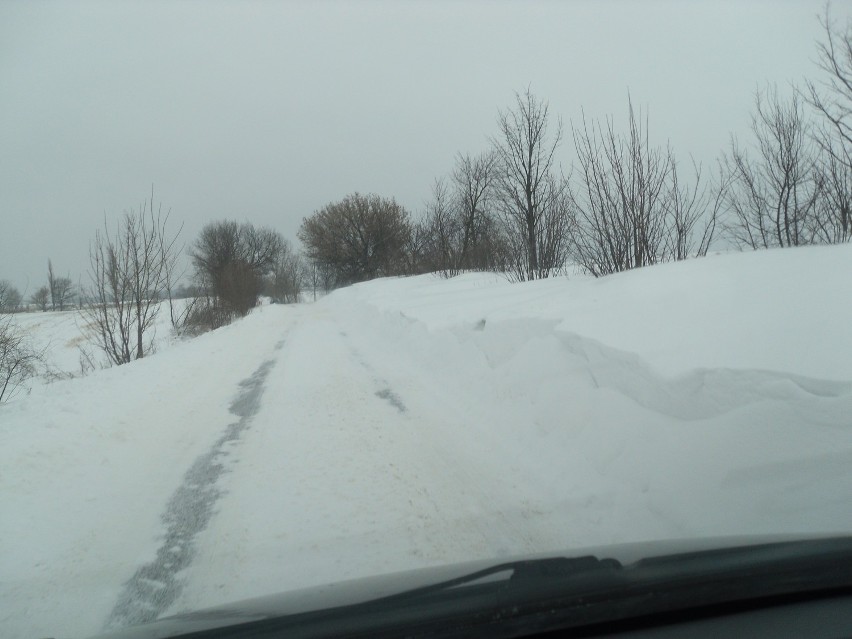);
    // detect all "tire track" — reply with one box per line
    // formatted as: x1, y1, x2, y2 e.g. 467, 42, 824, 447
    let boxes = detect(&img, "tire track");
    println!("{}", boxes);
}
105, 349, 280, 629
344, 337, 408, 414
337, 320, 543, 558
